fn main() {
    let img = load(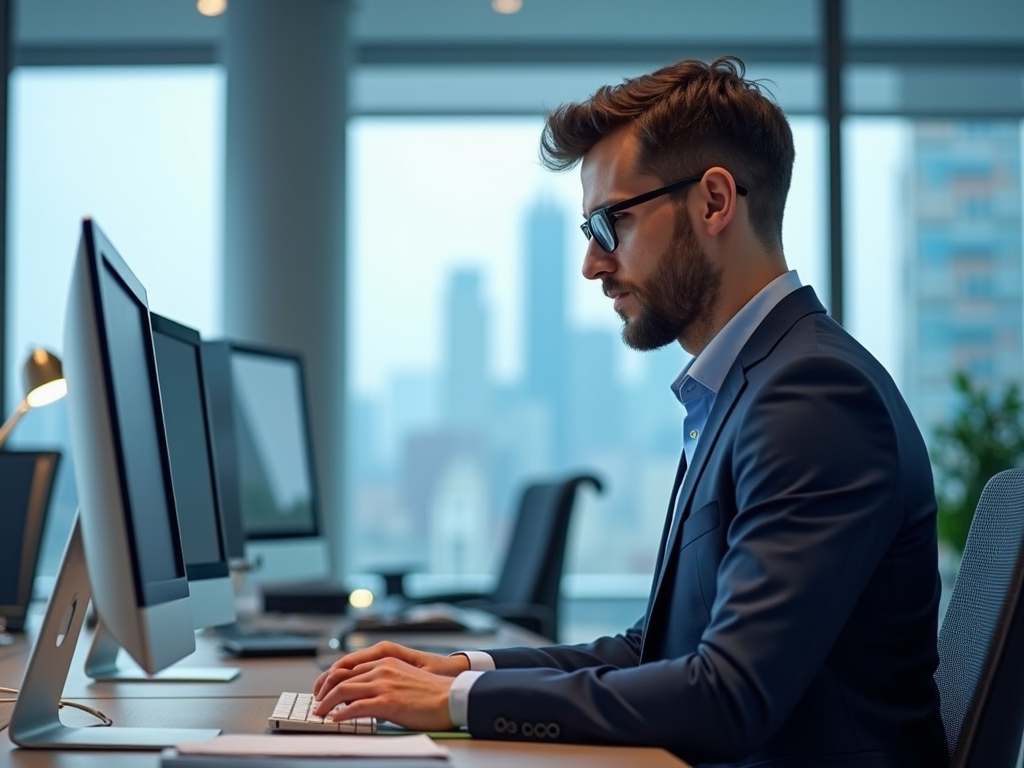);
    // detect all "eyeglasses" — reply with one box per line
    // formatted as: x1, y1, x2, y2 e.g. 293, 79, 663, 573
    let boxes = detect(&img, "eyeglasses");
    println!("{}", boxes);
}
581, 174, 749, 253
